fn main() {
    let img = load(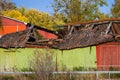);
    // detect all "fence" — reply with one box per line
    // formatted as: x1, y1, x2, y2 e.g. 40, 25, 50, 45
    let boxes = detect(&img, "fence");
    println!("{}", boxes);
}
0, 71, 120, 80
53, 71, 120, 80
